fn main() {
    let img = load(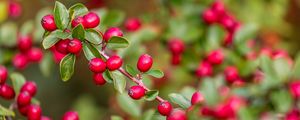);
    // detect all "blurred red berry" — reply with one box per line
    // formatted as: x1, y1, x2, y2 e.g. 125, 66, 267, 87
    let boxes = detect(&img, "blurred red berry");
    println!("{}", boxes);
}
0, 66, 8, 84
137, 54, 153, 72
125, 18, 141, 32
224, 66, 239, 83
26, 48, 43, 62
17, 91, 32, 106
62, 111, 79, 120
17, 35, 32, 52
72, 16, 86, 28
13, 53, 28, 70
171, 54, 182, 65
41, 14, 57, 31
202, 9, 218, 24
27, 105, 42, 120
21, 81, 37, 96
166, 109, 187, 120
128, 85, 145, 100
0, 84, 15, 100
285, 109, 300, 120
89, 58, 106, 73
168, 38, 185, 55
93, 73, 106, 85
158, 101, 173, 116
18, 105, 29, 116
55, 39, 70, 54
211, 1, 225, 17
289, 81, 300, 99
103, 27, 123, 42
8, 1, 22, 18
206, 49, 224, 65
191, 91, 204, 105
195, 62, 212, 77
